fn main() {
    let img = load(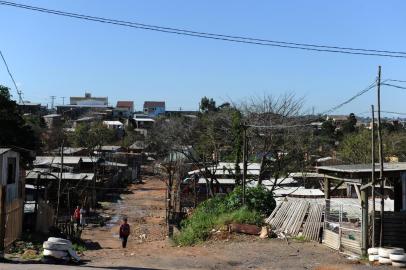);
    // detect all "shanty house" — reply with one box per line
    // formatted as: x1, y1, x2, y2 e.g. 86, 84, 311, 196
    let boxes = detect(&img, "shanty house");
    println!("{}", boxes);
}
0, 148, 26, 247
143, 101, 165, 117
317, 162, 406, 256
